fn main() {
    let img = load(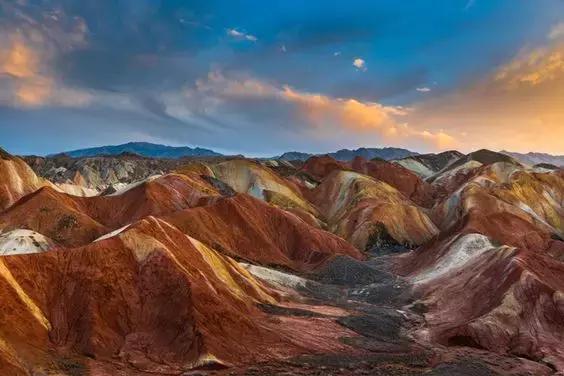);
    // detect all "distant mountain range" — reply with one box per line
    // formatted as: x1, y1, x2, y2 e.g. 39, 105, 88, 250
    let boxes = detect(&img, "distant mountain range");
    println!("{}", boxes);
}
51, 144, 419, 161
48, 142, 563, 167
53, 142, 222, 159
277, 147, 418, 161
501, 151, 564, 167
